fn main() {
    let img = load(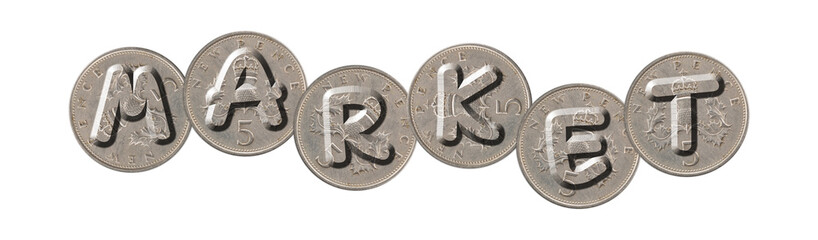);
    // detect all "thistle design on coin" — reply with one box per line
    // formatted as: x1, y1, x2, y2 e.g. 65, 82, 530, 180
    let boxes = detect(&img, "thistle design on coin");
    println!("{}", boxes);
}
409, 44, 531, 168
70, 48, 190, 172
295, 66, 415, 190
518, 84, 638, 208
184, 31, 306, 155
625, 52, 748, 176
